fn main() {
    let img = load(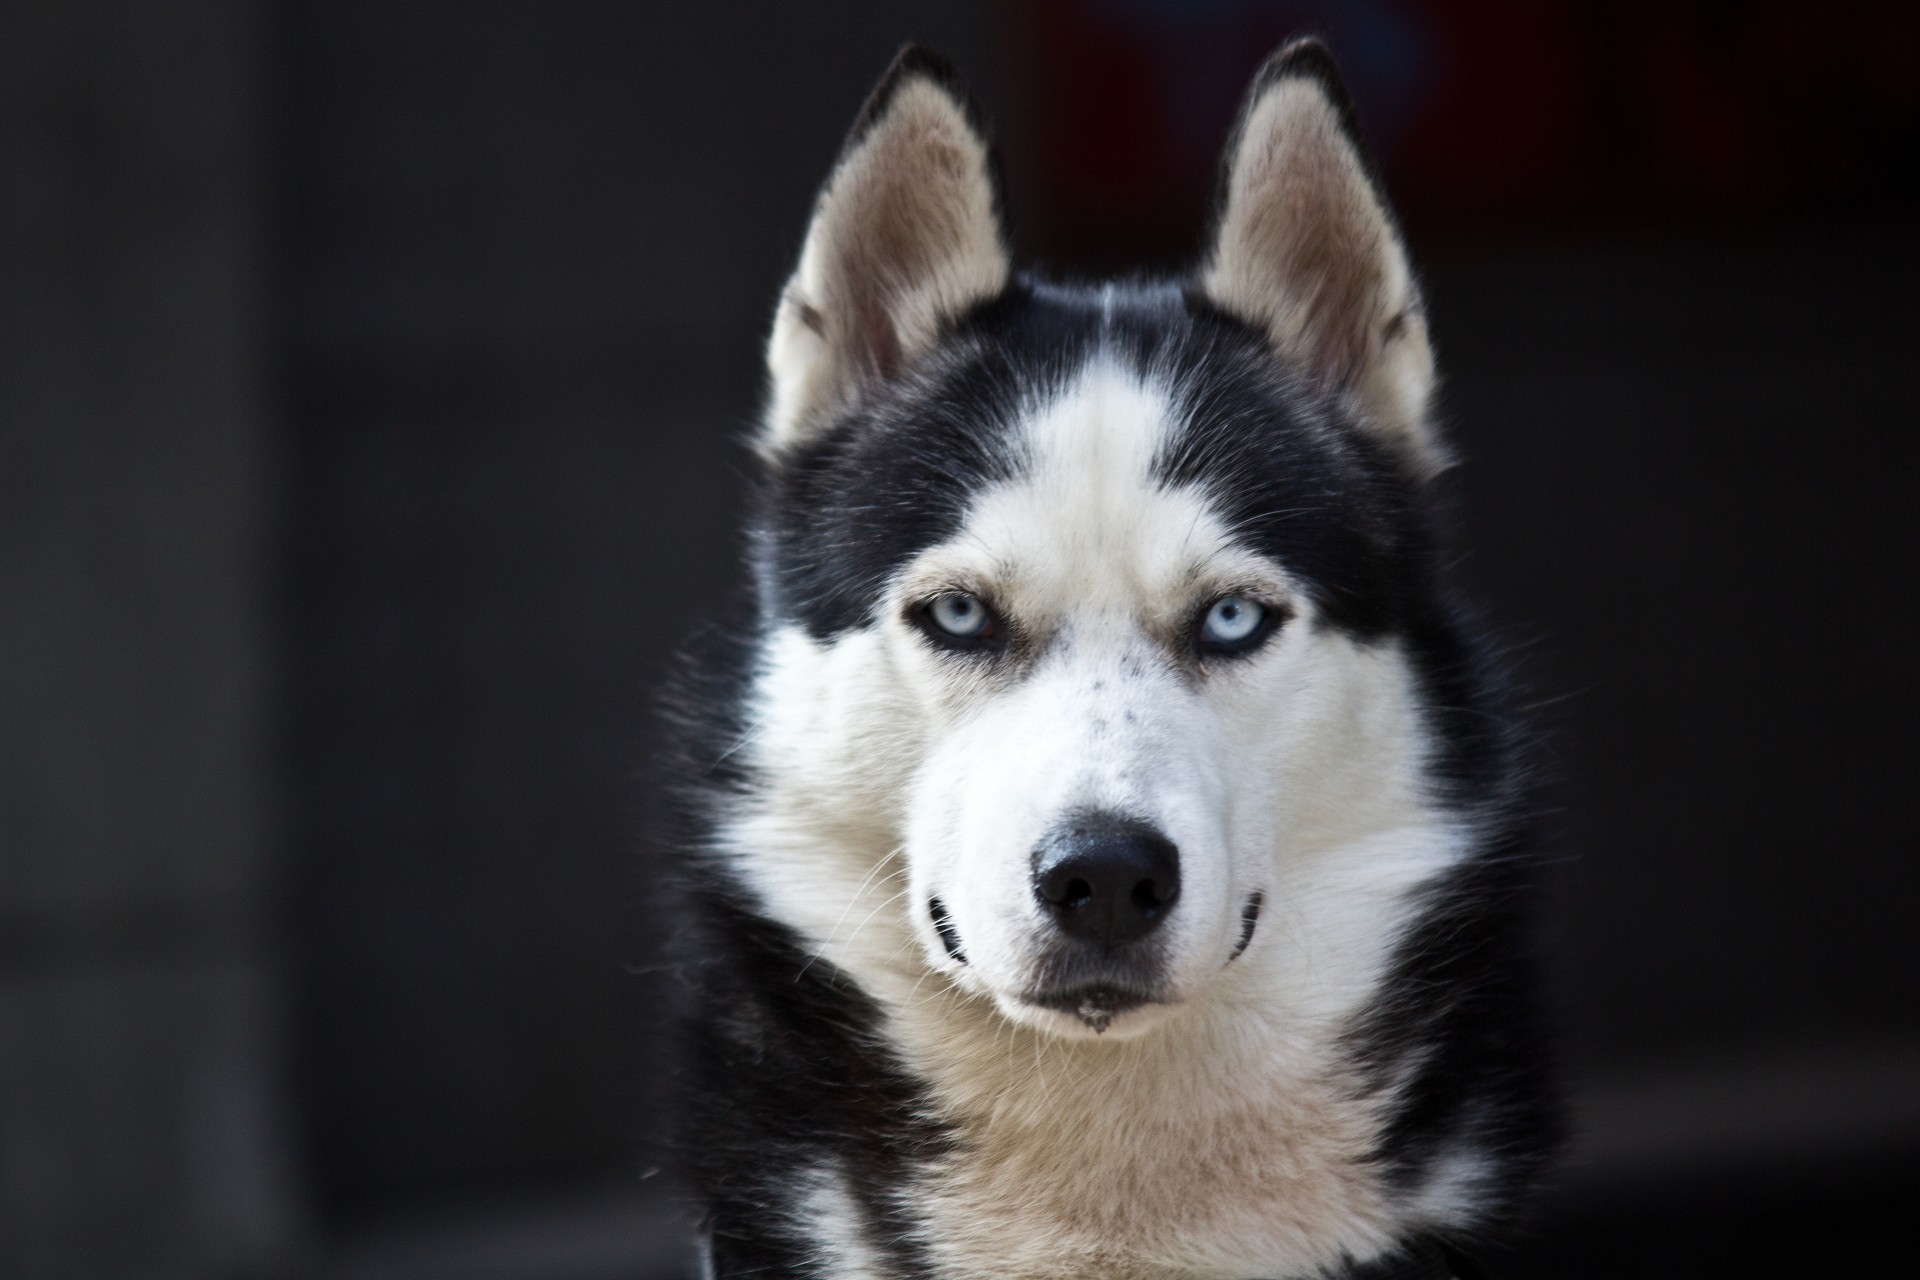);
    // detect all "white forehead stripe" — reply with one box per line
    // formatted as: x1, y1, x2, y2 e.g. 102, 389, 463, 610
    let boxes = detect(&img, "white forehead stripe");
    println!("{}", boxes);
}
947, 361, 1229, 607
1023, 359, 1172, 510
